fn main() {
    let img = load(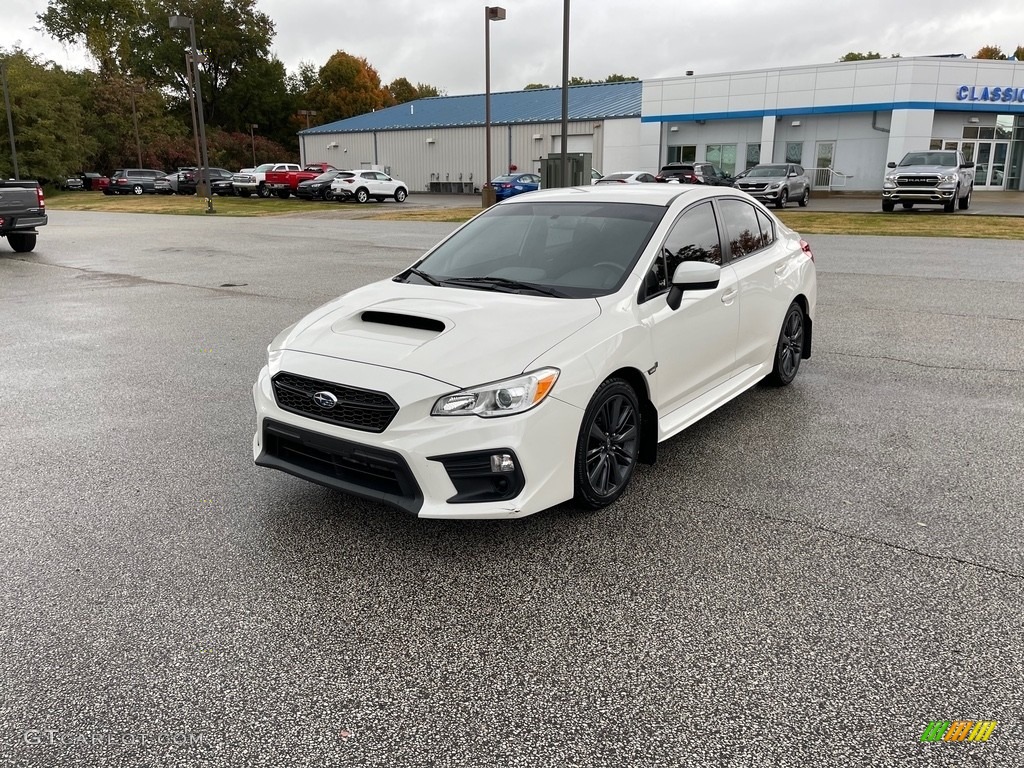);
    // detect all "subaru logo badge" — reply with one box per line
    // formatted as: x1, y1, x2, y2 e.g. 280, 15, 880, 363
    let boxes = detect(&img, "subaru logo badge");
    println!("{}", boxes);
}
312, 391, 338, 409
